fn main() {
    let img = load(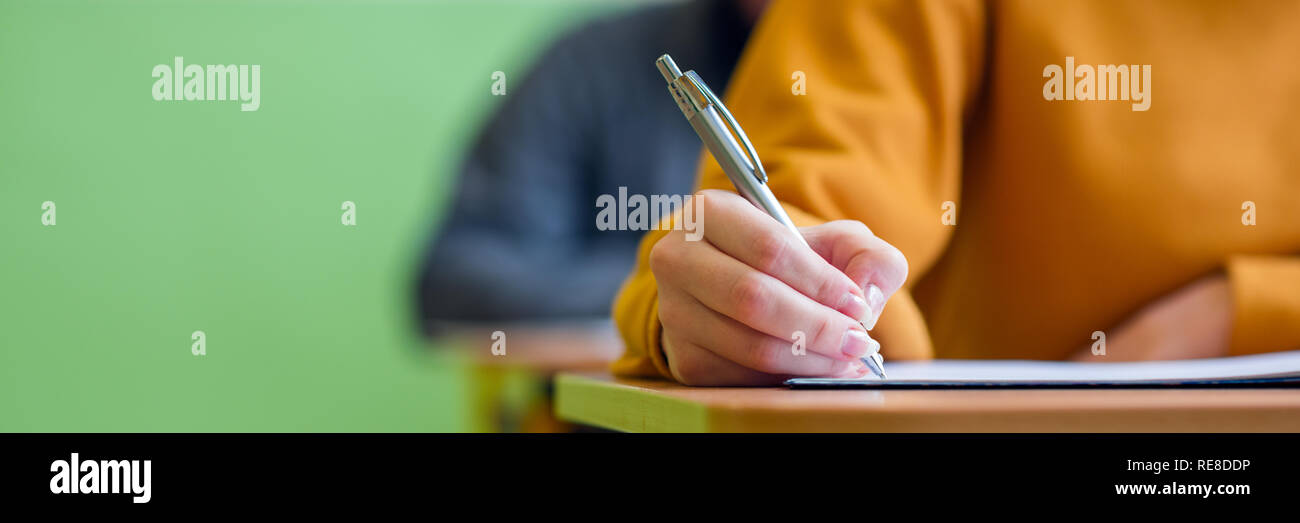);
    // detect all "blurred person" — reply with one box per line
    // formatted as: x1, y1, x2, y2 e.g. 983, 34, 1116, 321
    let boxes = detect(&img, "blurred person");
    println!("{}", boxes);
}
614, 0, 1300, 385
416, 0, 770, 334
